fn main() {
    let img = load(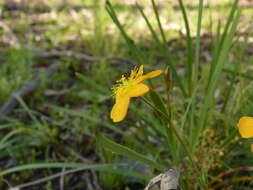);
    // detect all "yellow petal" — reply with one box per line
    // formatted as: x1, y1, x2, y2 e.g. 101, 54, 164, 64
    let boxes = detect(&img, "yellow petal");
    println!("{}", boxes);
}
251, 144, 253, 153
127, 83, 149, 98
137, 69, 163, 83
129, 65, 143, 80
110, 96, 130, 122
237, 117, 253, 138
137, 65, 144, 76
